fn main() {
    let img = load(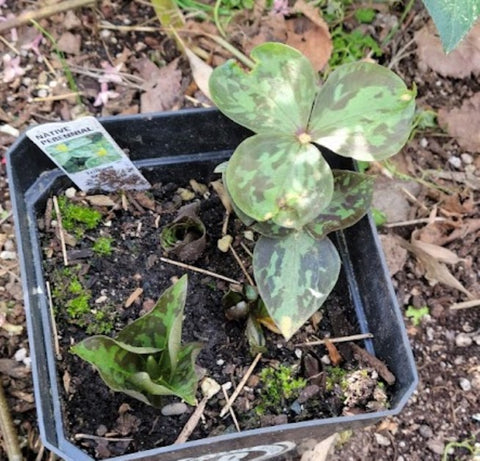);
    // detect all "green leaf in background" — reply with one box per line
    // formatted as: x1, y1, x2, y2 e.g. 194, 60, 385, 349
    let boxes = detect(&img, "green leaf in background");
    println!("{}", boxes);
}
306, 170, 374, 240
253, 232, 340, 340
72, 275, 202, 406
309, 61, 416, 161
209, 42, 317, 134
225, 134, 334, 229
423, 0, 480, 53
